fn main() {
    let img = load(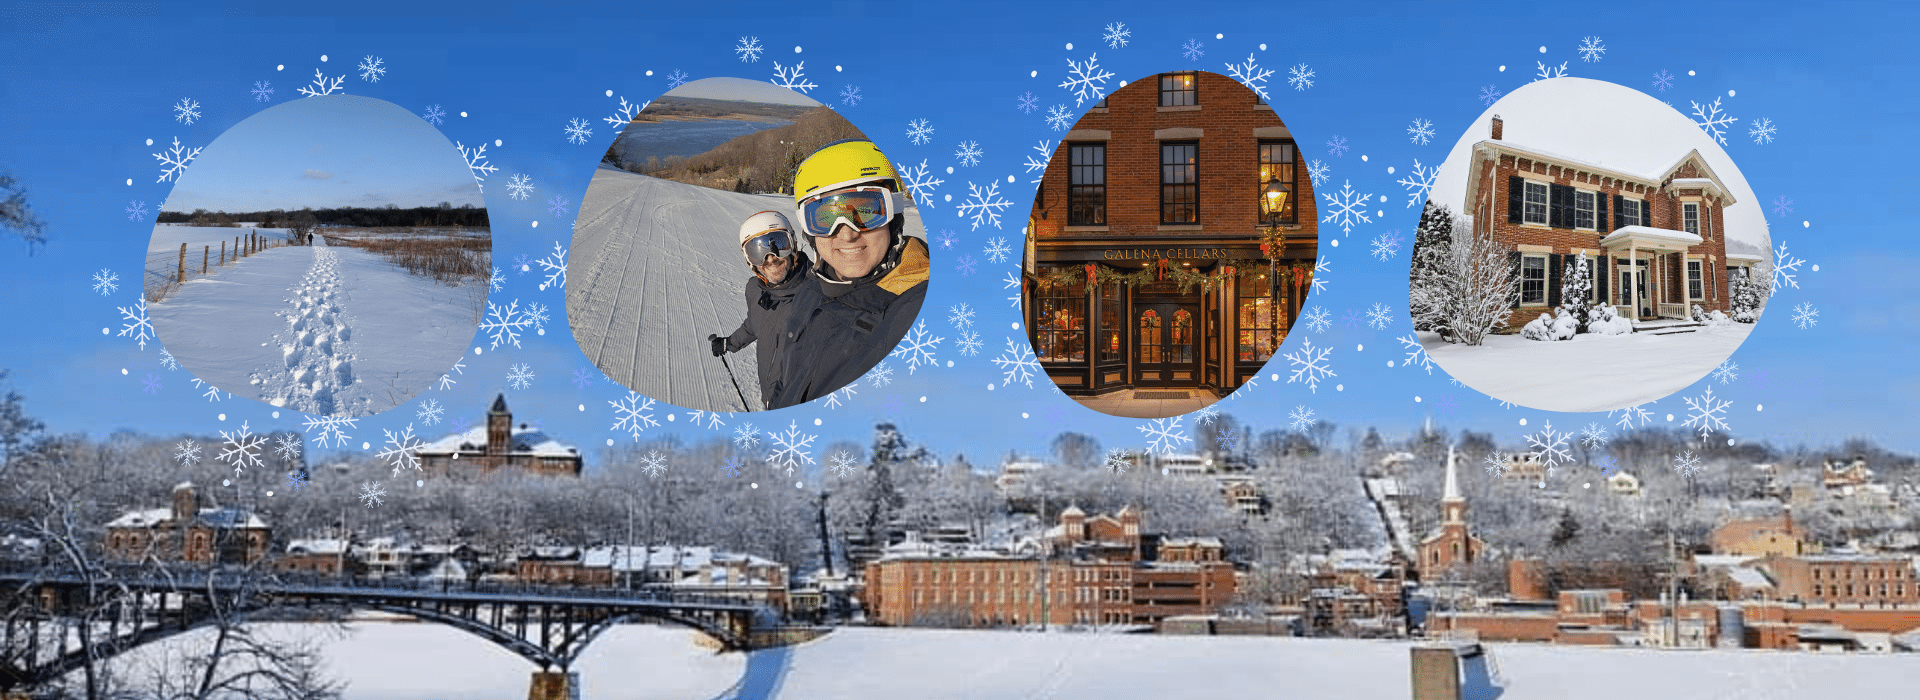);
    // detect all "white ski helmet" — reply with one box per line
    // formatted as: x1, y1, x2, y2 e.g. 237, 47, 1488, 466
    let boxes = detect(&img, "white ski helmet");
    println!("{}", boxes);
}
738, 210, 798, 268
